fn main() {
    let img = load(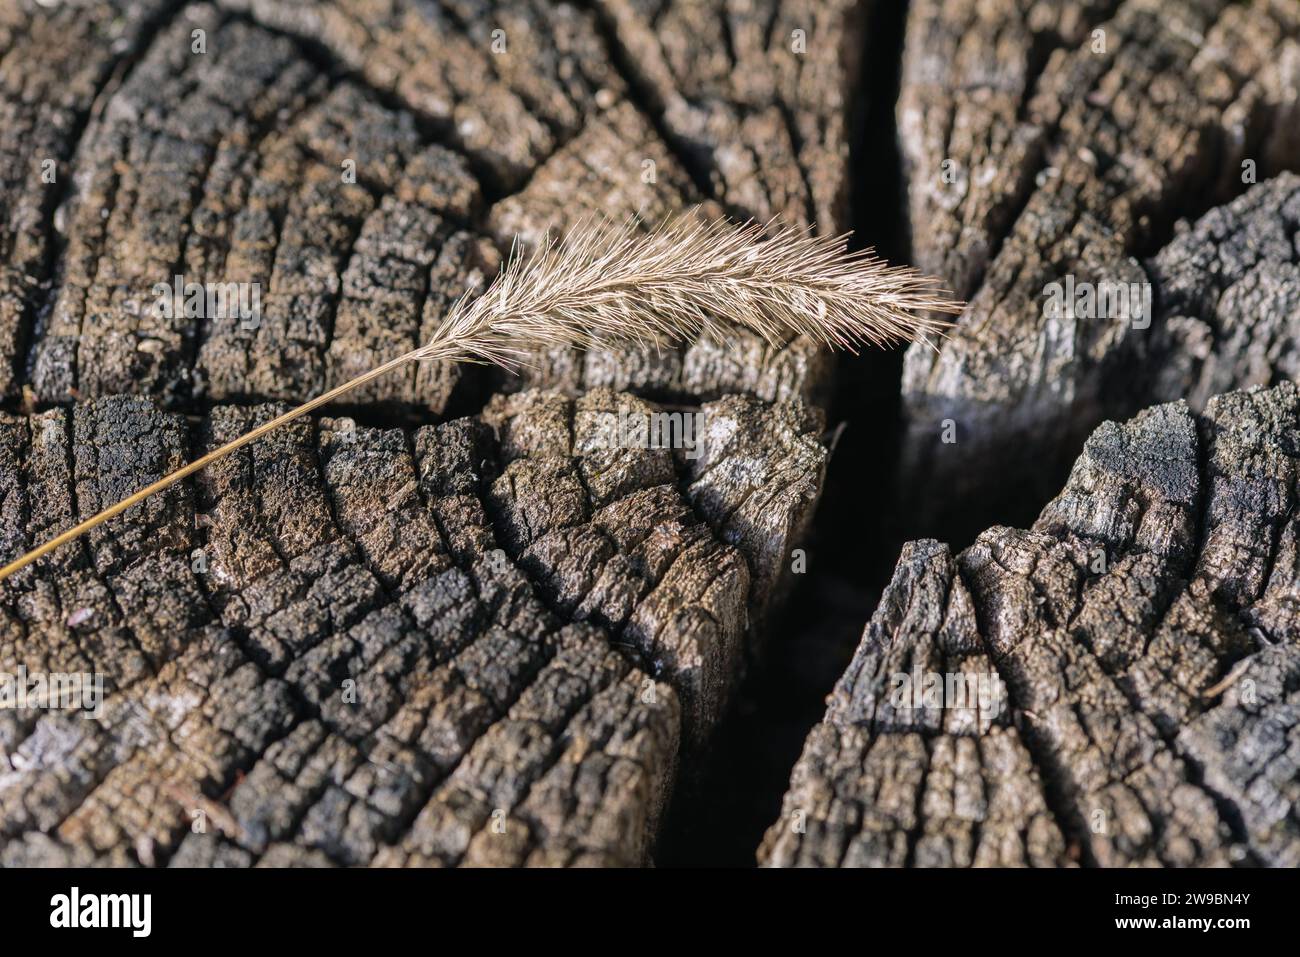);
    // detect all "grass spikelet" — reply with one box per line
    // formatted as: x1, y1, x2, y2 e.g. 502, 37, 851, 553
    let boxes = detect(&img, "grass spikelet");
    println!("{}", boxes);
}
0, 212, 961, 582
